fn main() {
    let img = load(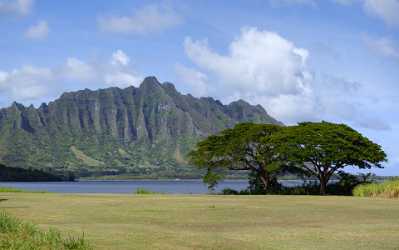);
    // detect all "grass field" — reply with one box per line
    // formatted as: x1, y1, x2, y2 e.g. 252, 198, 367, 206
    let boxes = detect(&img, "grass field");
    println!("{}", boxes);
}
0, 193, 399, 250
